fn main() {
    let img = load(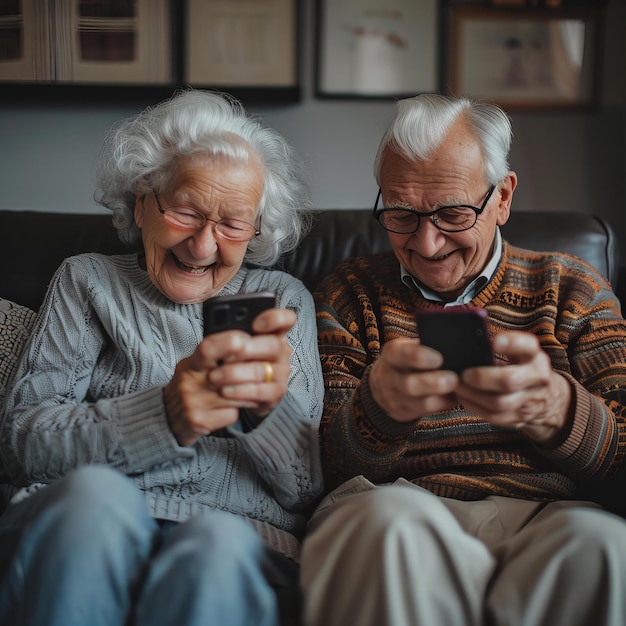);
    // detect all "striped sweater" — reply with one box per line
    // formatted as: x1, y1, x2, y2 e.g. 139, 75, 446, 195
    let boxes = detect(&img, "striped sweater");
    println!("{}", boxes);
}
314, 243, 626, 506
